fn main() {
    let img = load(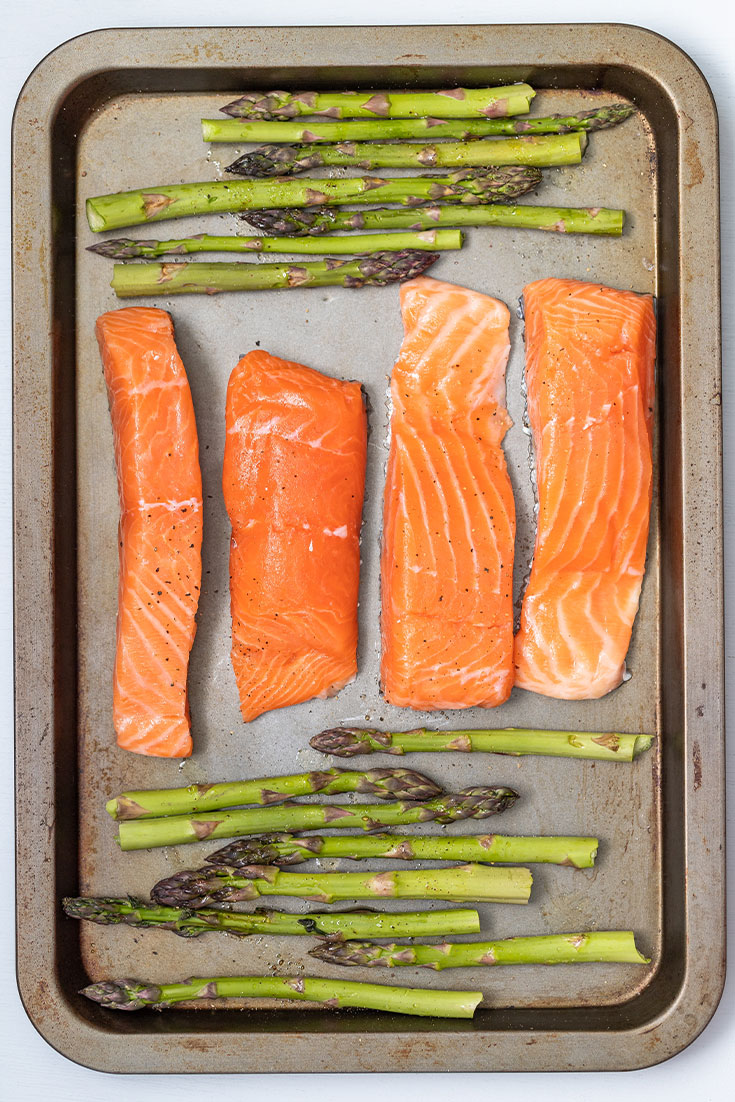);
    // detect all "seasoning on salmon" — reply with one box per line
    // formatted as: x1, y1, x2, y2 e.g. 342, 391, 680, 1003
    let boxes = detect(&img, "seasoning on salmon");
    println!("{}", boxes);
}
95, 307, 203, 757
514, 277, 656, 699
381, 276, 515, 710
223, 350, 367, 722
